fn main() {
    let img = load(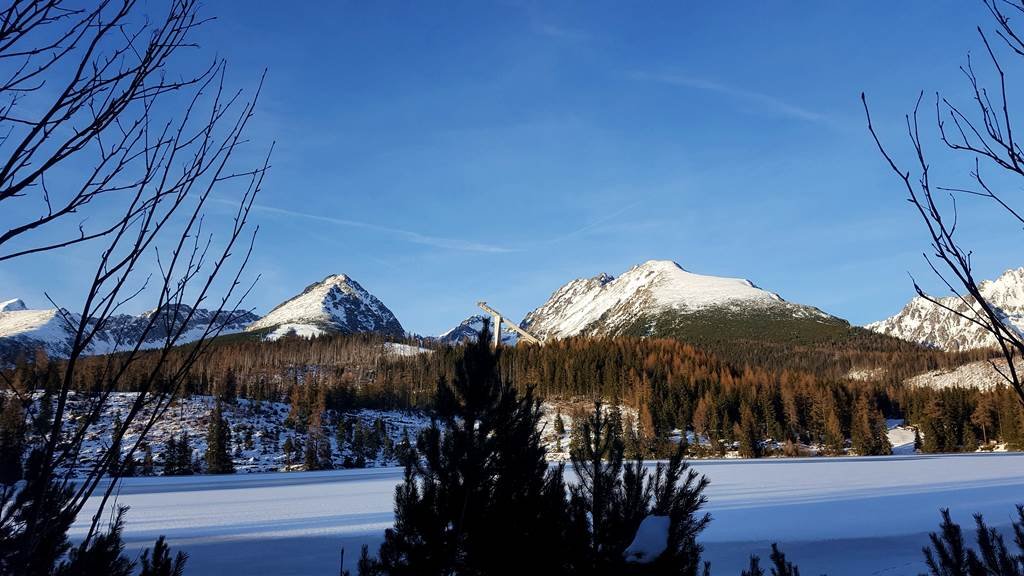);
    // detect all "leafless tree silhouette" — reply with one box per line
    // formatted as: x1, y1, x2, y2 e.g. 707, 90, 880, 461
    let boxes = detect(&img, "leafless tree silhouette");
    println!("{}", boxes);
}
0, 1, 269, 572
863, 0, 1024, 406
